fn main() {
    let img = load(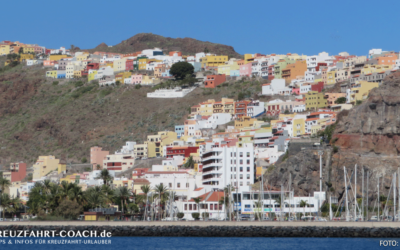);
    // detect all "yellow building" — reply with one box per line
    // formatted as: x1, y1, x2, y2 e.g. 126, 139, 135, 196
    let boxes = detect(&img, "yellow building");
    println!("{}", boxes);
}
74, 70, 83, 78
49, 54, 69, 61
349, 81, 379, 104
361, 65, 391, 74
88, 70, 98, 82
46, 70, 58, 78
292, 118, 306, 137
76, 53, 89, 61
326, 70, 336, 85
0, 44, 11, 55
244, 54, 254, 64
113, 179, 133, 189
134, 144, 148, 158
235, 116, 258, 129
33, 156, 60, 180
106, 62, 114, 68
142, 75, 160, 85
58, 162, 66, 174
200, 55, 228, 67
133, 179, 150, 194
19, 53, 34, 61
305, 91, 328, 111
199, 99, 216, 115
113, 58, 128, 72
146, 131, 178, 158
115, 71, 132, 83
22, 47, 35, 54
